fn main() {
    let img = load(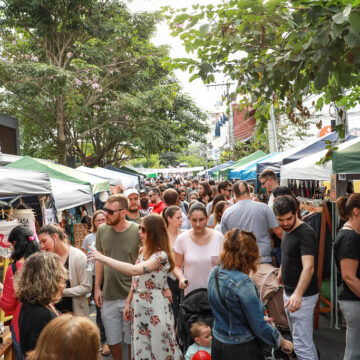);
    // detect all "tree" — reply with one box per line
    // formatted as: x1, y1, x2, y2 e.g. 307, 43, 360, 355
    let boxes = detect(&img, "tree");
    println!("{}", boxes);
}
166, 0, 360, 143
0, 0, 208, 165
